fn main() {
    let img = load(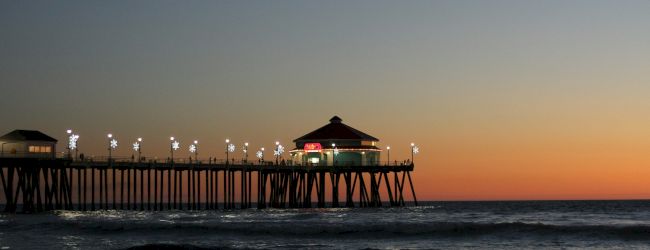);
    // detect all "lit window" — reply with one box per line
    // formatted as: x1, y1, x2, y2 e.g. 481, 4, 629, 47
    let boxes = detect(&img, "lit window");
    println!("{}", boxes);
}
28, 146, 51, 153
